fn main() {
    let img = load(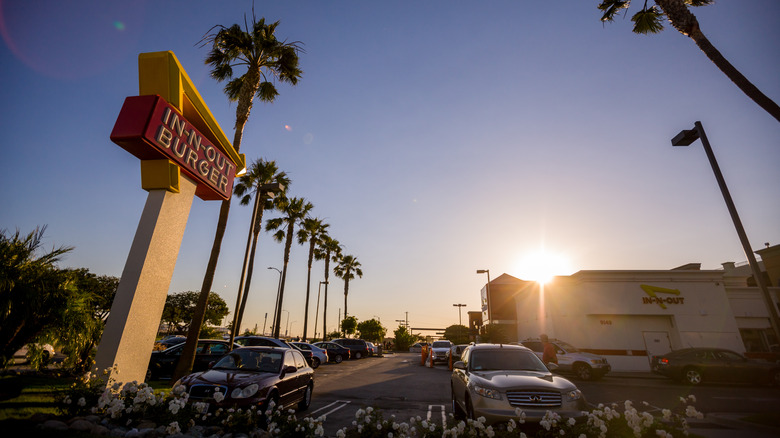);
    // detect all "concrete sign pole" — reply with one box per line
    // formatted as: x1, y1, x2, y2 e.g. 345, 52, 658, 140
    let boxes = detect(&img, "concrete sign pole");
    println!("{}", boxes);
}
94, 175, 196, 384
